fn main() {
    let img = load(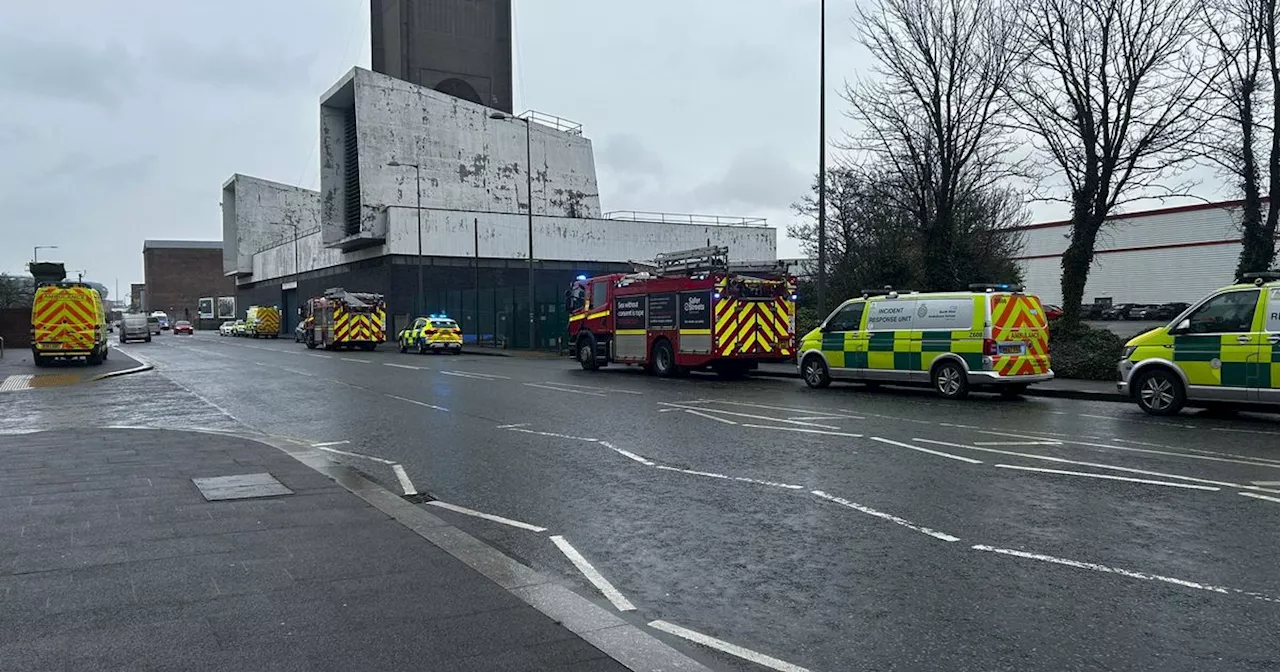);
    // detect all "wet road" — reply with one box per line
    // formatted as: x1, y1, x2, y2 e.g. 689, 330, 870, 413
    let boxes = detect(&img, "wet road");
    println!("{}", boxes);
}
10, 333, 1280, 671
